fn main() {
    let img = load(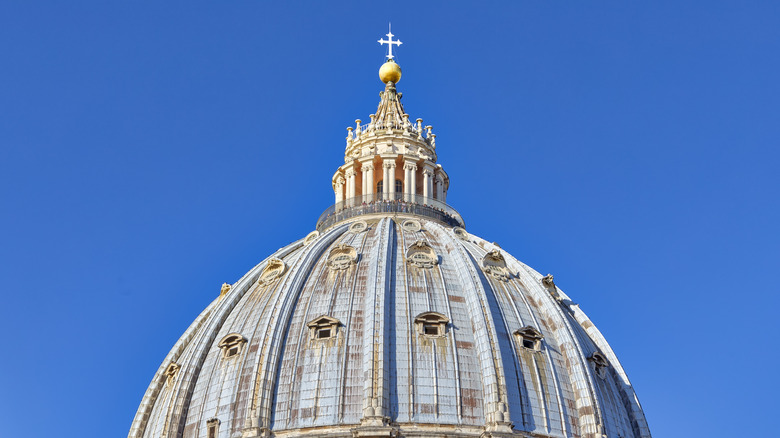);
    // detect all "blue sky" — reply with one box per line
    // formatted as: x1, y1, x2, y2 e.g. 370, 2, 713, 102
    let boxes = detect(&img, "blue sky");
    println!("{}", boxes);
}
1, 2, 778, 437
